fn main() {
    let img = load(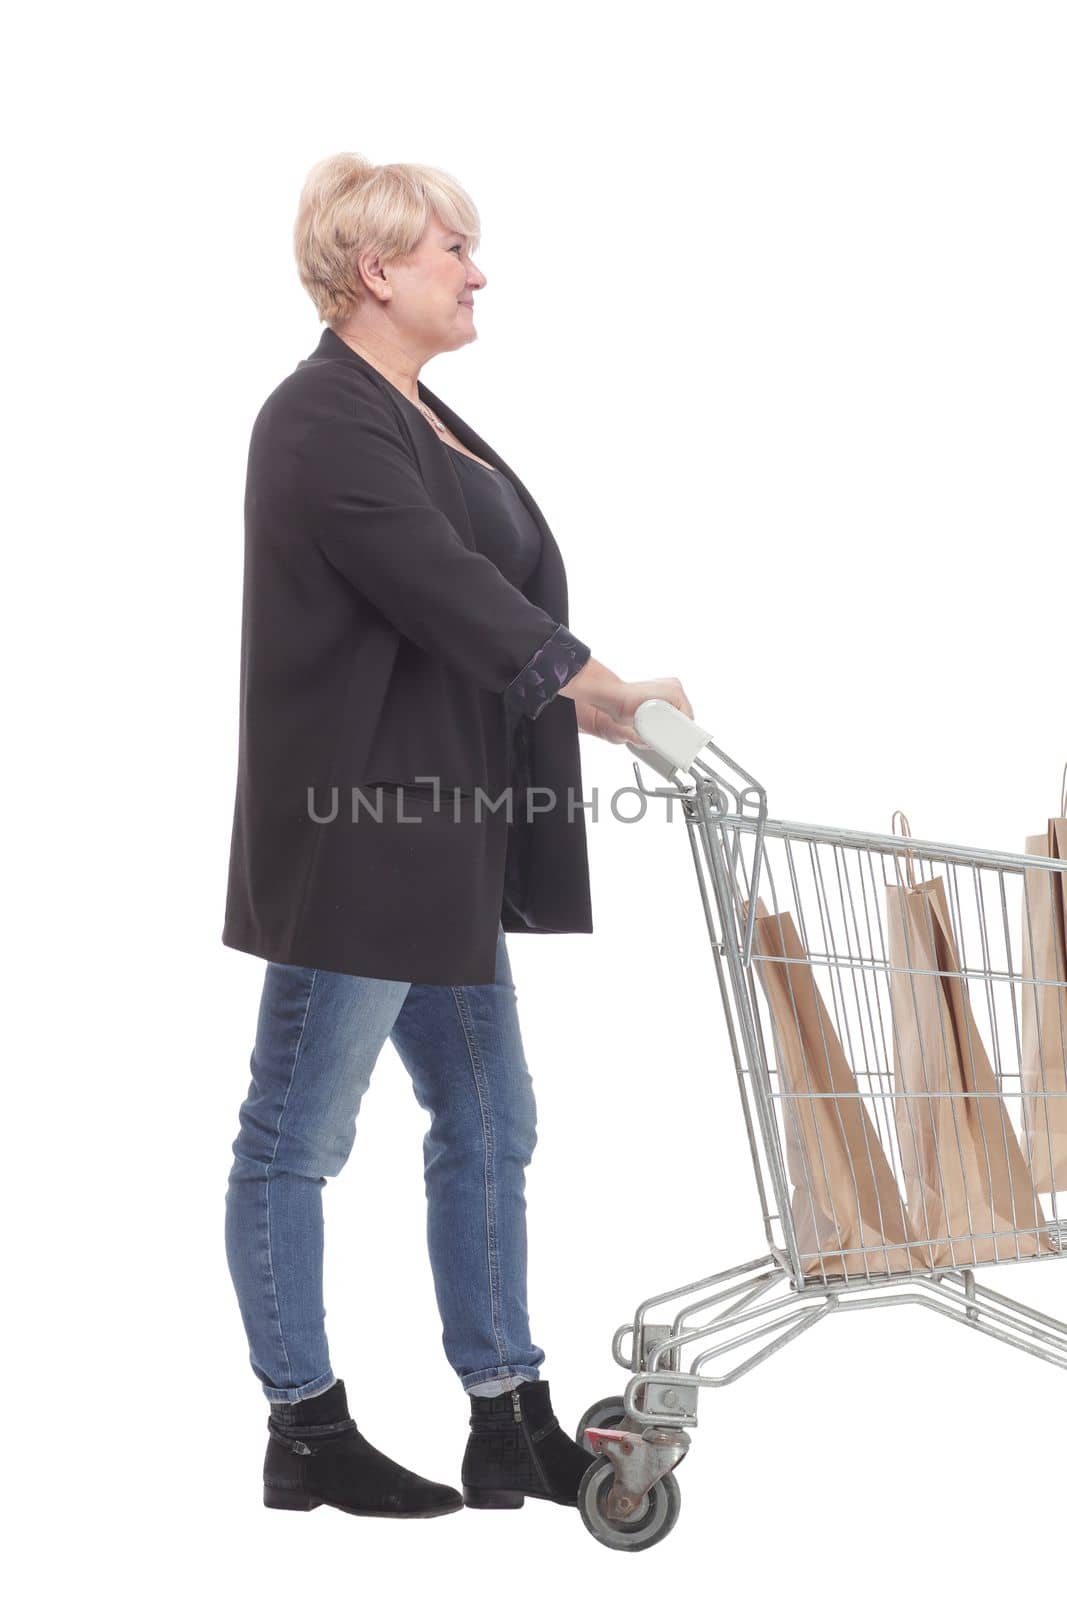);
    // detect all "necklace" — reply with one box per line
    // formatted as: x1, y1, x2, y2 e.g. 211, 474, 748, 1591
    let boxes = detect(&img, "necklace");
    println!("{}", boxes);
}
416, 400, 449, 437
